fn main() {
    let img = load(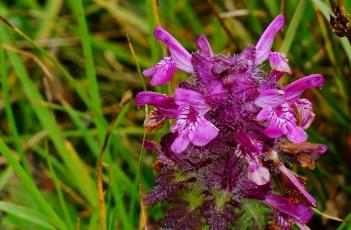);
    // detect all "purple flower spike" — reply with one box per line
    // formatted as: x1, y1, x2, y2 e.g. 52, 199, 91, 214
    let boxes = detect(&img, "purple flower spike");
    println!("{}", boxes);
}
264, 193, 313, 226
138, 14, 326, 230
143, 57, 176, 86
269, 52, 292, 73
256, 15, 285, 64
154, 27, 194, 73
